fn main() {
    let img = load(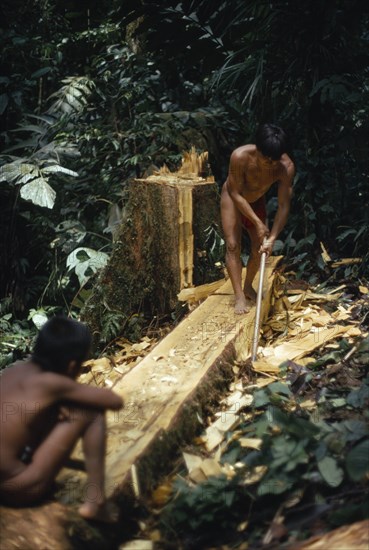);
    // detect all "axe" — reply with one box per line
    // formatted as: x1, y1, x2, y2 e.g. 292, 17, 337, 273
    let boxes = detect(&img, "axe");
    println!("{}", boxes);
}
251, 248, 267, 361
